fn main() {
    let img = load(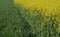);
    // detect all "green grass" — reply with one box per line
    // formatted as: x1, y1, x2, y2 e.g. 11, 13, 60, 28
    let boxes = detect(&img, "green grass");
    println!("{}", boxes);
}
0, 0, 60, 37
